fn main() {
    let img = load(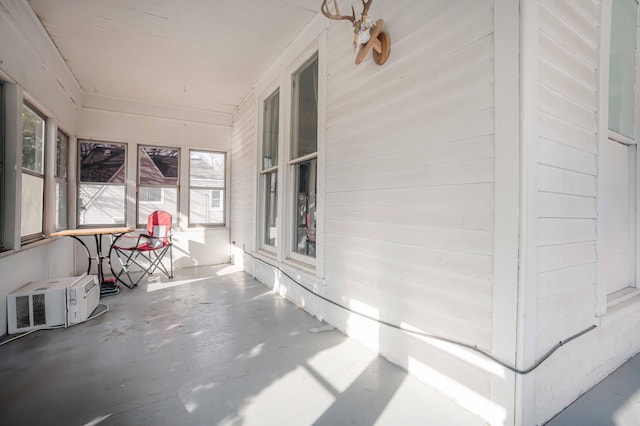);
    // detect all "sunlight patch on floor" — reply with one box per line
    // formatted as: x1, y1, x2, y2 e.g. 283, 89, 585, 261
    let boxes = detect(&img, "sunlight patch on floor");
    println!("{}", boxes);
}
83, 414, 112, 426
306, 338, 377, 393
216, 264, 244, 276
146, 277, 211, 292
236, 342, 266, 360
236, 366, 335, 425
408, 357, 506, 426
614, 388, 640, 425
